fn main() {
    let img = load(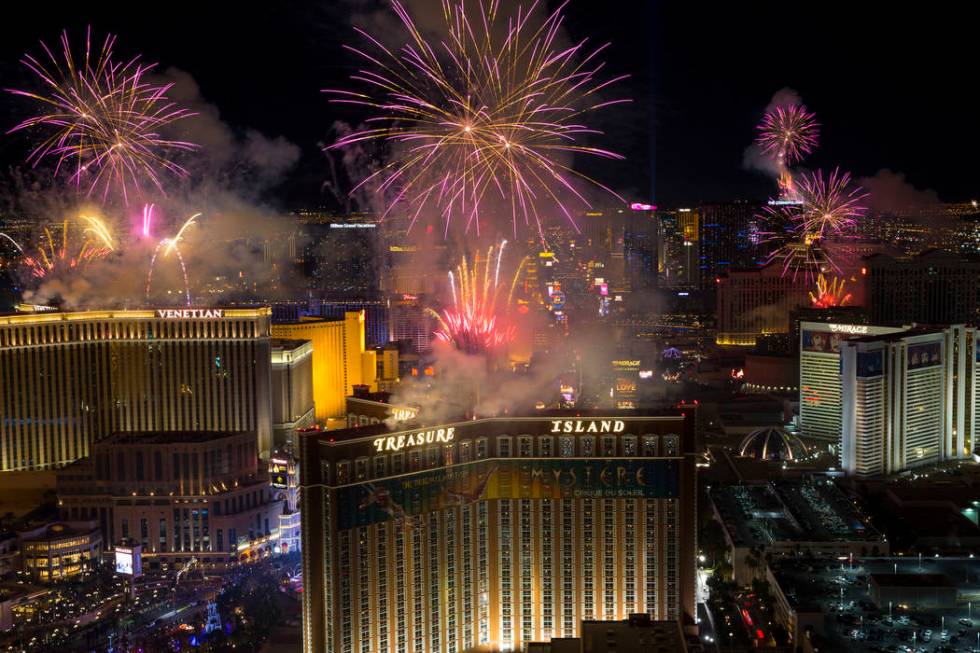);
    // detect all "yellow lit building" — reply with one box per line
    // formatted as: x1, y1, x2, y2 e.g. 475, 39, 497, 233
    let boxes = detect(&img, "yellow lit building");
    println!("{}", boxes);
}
271, 312, 384, 422
18, 521, 103, 582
